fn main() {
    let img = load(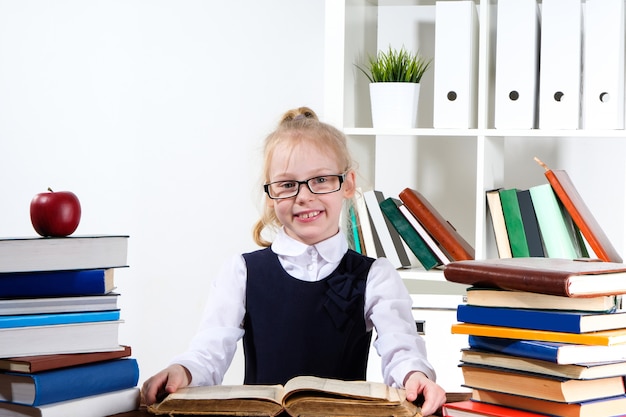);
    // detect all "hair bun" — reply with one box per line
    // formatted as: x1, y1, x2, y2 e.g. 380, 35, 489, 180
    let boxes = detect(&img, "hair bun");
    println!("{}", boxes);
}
280, 107, 319, 124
